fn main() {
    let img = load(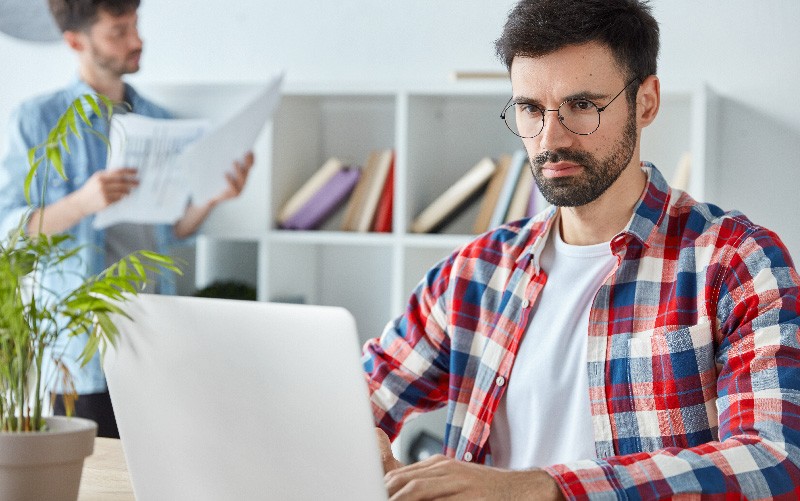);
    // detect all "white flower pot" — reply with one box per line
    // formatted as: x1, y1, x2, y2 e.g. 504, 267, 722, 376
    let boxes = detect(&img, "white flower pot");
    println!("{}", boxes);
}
0, 416, 97, 501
